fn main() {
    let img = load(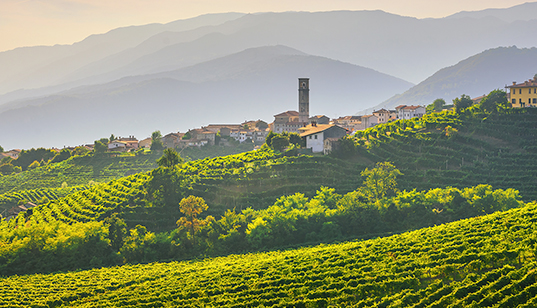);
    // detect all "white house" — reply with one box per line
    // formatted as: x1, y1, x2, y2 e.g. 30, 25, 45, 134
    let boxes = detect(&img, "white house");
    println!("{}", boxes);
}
395, 105, 426, 120
299, 124, 347, 153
